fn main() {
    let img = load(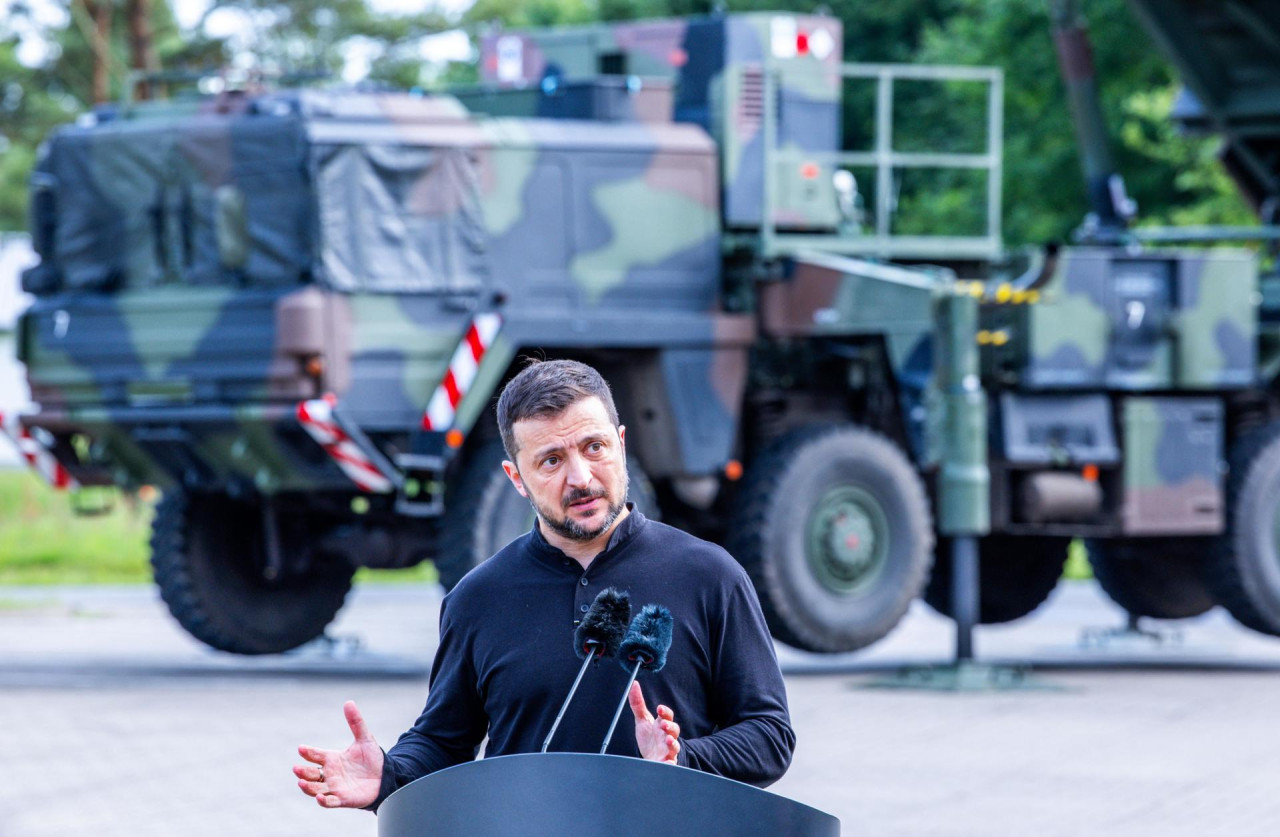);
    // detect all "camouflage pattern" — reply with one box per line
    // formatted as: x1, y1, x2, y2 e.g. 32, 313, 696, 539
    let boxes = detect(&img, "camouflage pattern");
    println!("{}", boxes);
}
1120, 397, 1223, 534
16, 15, 1268, 533
974, 247, 1256, 536
453, 78, 675, 125
19, 88, 727, 496
984, 247, 1257, 390
755, 252, 935, 369
478, 13, 844, 230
